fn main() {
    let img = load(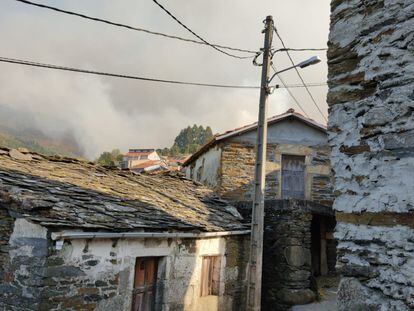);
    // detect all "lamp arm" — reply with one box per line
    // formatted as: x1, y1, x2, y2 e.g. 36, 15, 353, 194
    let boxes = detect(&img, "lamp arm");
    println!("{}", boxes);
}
268, 64, 297, 83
